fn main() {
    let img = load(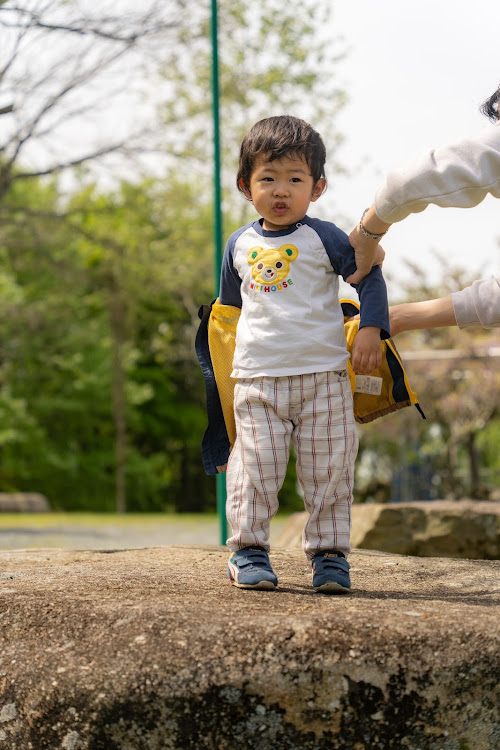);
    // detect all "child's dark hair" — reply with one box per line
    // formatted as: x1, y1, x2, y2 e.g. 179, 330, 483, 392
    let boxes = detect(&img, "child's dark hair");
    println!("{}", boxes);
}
480, 84, 500, 122
237, 115, 326, 193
